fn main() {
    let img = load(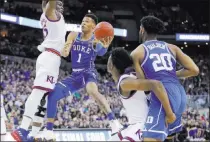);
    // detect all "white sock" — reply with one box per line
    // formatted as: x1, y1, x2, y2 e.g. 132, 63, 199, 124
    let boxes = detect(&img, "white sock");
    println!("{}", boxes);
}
20, 89, 46, 130
30, 116, 44, 137
30, 96, 48, 137
30, 126, 41, 137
